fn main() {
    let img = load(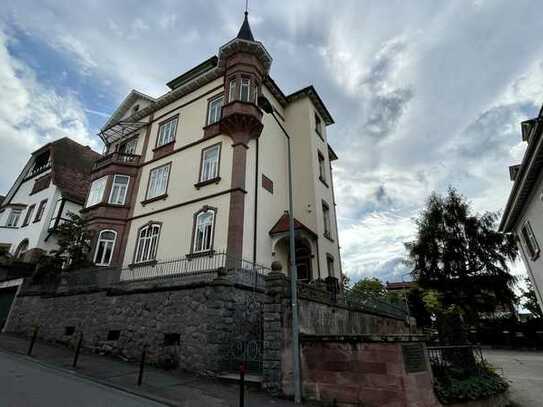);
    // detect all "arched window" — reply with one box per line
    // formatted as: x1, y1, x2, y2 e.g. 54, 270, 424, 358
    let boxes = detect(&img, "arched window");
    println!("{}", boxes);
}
193, 209, 215, 253
14, 239, 29, 258
94, 230, 117, 266
135, 223, 161, 263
